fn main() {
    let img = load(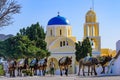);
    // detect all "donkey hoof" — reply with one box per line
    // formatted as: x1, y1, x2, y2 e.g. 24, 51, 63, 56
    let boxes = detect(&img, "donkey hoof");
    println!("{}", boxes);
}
95, 73, 97, 75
